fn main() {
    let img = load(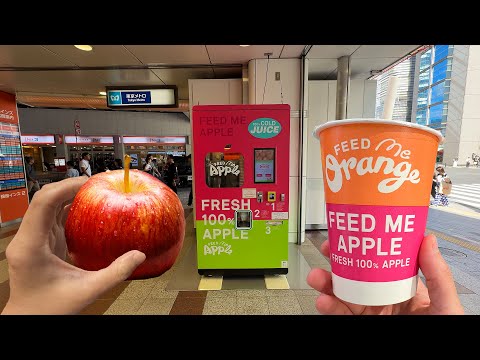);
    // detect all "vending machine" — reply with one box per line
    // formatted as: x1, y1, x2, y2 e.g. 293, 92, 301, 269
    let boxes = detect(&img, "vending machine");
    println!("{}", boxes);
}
192, 104, 290, 276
